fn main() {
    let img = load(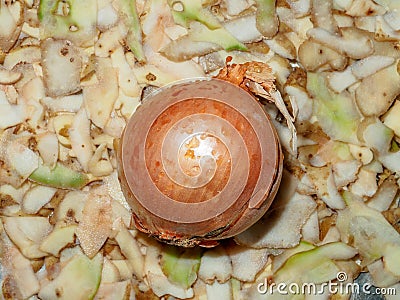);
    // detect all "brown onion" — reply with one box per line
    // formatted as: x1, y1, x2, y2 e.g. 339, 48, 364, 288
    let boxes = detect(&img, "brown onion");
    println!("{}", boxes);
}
117, 79, 283, 247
